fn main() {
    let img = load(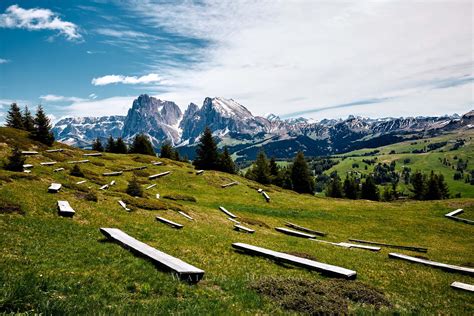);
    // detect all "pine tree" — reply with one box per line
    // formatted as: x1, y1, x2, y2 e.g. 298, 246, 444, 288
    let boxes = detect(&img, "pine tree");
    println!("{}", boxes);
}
269, 157, 279, 176
291, 151, 315, 194
22, 106, 35, 132
171, 149, 180, 161
105, 136, 116, 153
410, 171, 425, 200
218, 146, 236, 174
92, 138, 104, 152
129, 134, 155, 156
247, 150, 271, 184
6, 103, 24, 129
115, 137, 128, 154
343, 176, 359, 199
31, 105, 54, 146
193, 127, 219, 170
425, 171, 441, 200
437, 174, 449, 199
4, 147, 26, 172
70, 164, 84, 177
126, 176, 143, 197
326, 175, 343, 198
361, 175, 380, 201
160, 141, 174, 159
